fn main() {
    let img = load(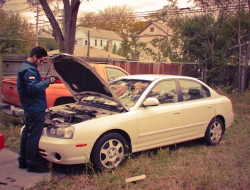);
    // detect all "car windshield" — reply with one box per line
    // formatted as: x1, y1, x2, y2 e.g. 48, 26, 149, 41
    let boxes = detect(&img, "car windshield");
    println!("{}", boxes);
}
109, 79, 151, 108
80, 96, 117, 106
